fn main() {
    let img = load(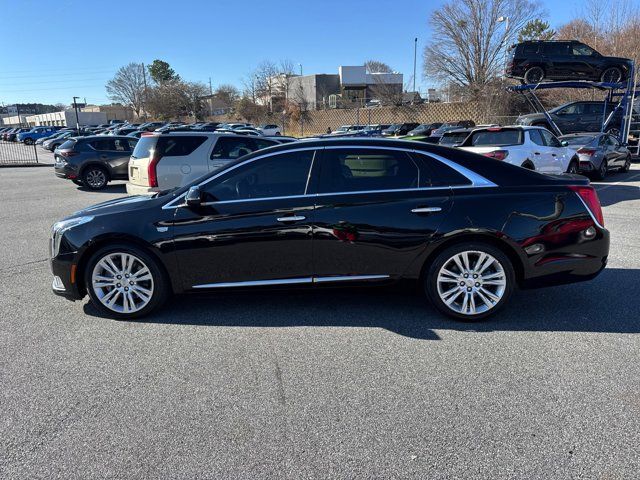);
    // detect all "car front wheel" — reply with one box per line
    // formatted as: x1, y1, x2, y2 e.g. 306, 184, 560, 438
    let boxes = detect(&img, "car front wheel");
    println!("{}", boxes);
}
85, 244, 169, 319
594, 159, 608, 180
425, 243, 515, 321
